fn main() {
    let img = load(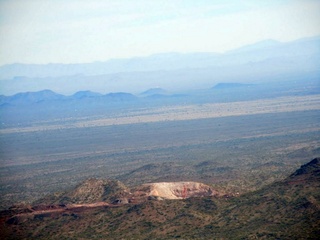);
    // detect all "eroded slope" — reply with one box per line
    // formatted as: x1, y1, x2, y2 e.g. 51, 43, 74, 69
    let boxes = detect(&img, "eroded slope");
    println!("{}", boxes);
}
1, 158, 319, 239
